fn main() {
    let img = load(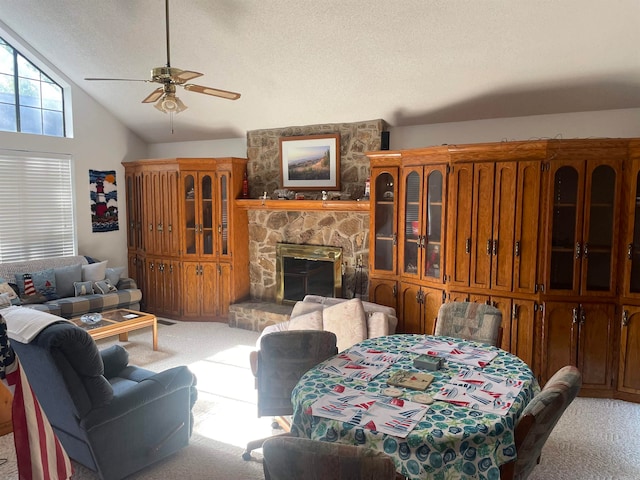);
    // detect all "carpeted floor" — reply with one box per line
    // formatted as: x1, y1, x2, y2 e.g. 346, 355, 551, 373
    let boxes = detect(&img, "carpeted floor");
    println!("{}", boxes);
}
1, 321, 640, 479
